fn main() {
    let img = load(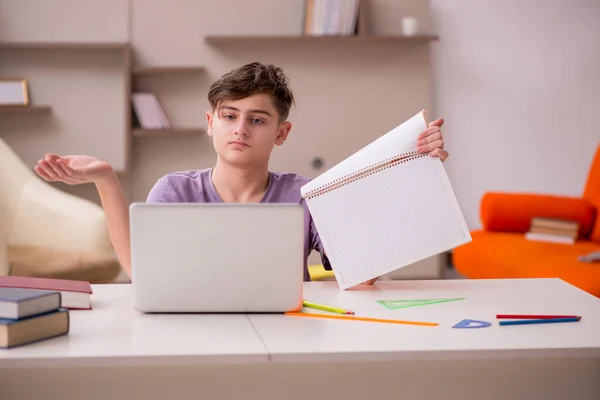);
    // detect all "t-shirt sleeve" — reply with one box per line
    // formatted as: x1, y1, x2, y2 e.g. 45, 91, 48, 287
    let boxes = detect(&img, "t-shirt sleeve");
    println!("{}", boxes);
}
146, 176, 179, 203
309, 214, 333, 271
